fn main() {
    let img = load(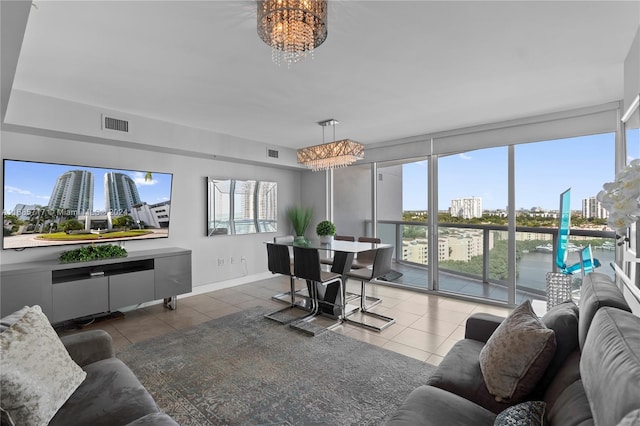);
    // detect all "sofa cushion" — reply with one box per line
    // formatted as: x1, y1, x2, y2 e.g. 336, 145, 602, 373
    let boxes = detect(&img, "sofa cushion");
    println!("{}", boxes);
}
545, 380, 593, 426
49, 357, 160, 426
479, 300, 556, 402
0, 305, 87, 426
578, 272, 630, 350
385, 385, 496, 426
428, 339, 514, 414
581, 308, 640, 426
0, 306, 30, 333
533, 300, 580, 395
543, 350, 581, 414
617, 409, 640, 425
494, 401, 545, 426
